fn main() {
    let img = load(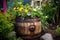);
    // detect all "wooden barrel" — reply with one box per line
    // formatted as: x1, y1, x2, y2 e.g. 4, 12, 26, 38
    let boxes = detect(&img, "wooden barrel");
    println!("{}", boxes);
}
15, 17, 41, 39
